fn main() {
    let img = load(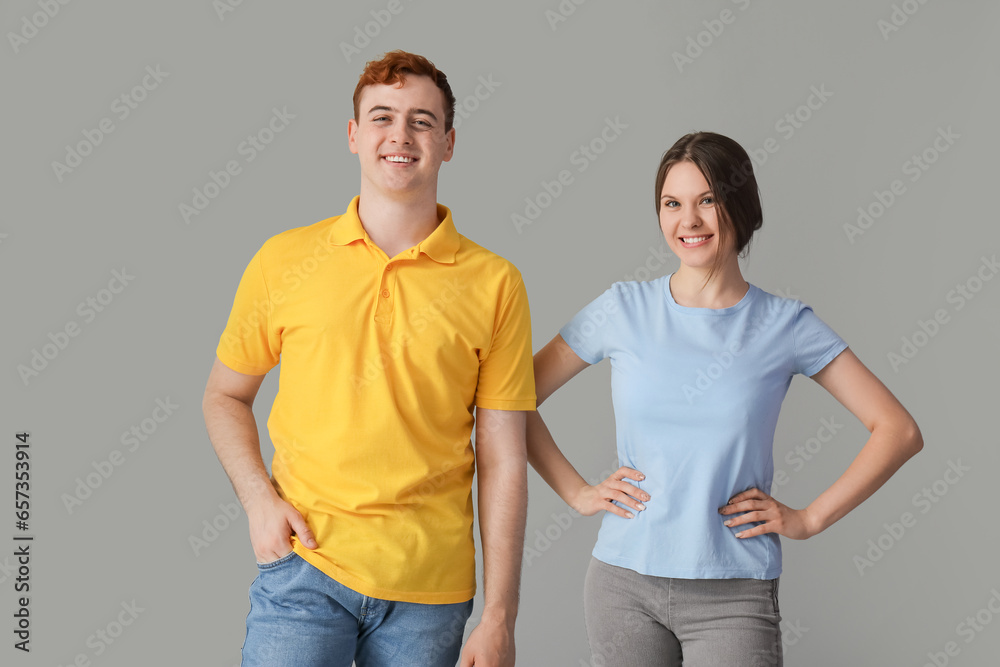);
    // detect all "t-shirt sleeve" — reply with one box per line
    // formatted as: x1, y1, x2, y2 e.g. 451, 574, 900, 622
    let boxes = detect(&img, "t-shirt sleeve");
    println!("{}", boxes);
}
475, 273, 536, 411
558, 286, 619, 365
215, 248, 281, 375
792, 303, 848, 377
